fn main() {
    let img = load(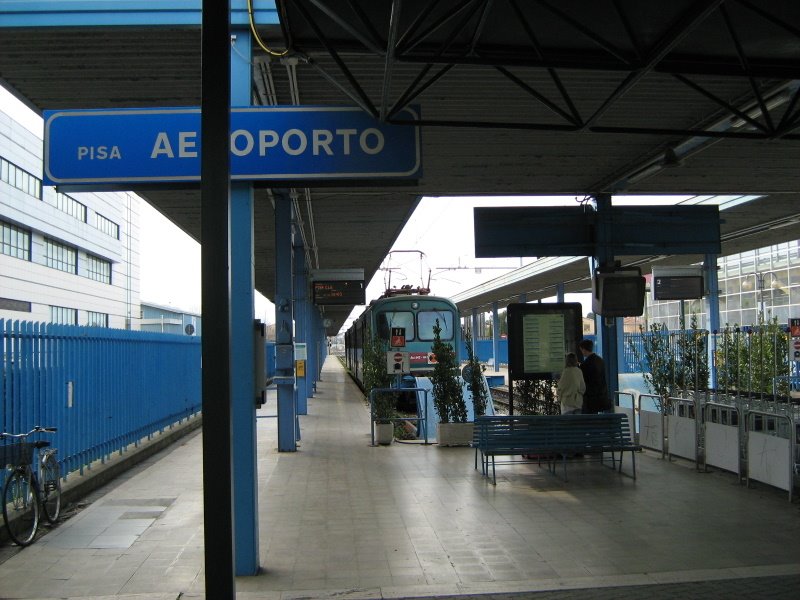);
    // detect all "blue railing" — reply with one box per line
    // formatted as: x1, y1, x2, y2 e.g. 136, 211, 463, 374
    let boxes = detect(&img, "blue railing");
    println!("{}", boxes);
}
1, 319, 201, 479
